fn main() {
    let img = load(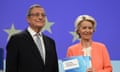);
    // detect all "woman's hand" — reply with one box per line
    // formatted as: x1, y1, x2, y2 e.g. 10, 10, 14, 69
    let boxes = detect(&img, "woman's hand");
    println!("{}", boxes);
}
86, 68, 96, 72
